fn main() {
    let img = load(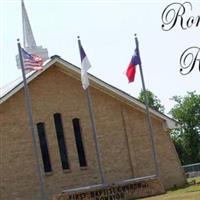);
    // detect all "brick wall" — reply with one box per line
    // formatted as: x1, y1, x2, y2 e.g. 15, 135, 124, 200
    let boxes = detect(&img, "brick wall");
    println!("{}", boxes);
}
0, 65, 185, 200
